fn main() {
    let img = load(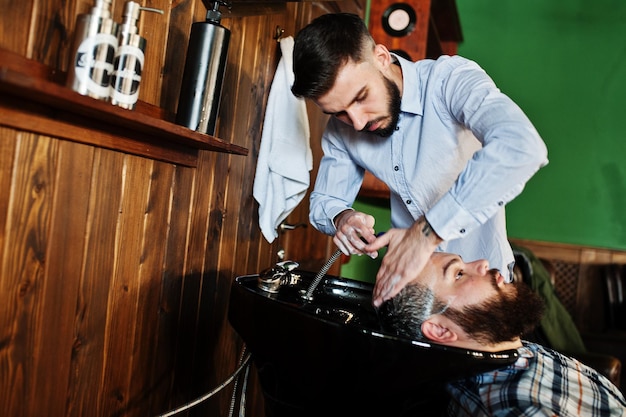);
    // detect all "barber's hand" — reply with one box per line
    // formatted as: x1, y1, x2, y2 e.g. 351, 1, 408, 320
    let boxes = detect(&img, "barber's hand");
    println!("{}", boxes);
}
333, 210, 378, 258
366, 218, 442, 307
